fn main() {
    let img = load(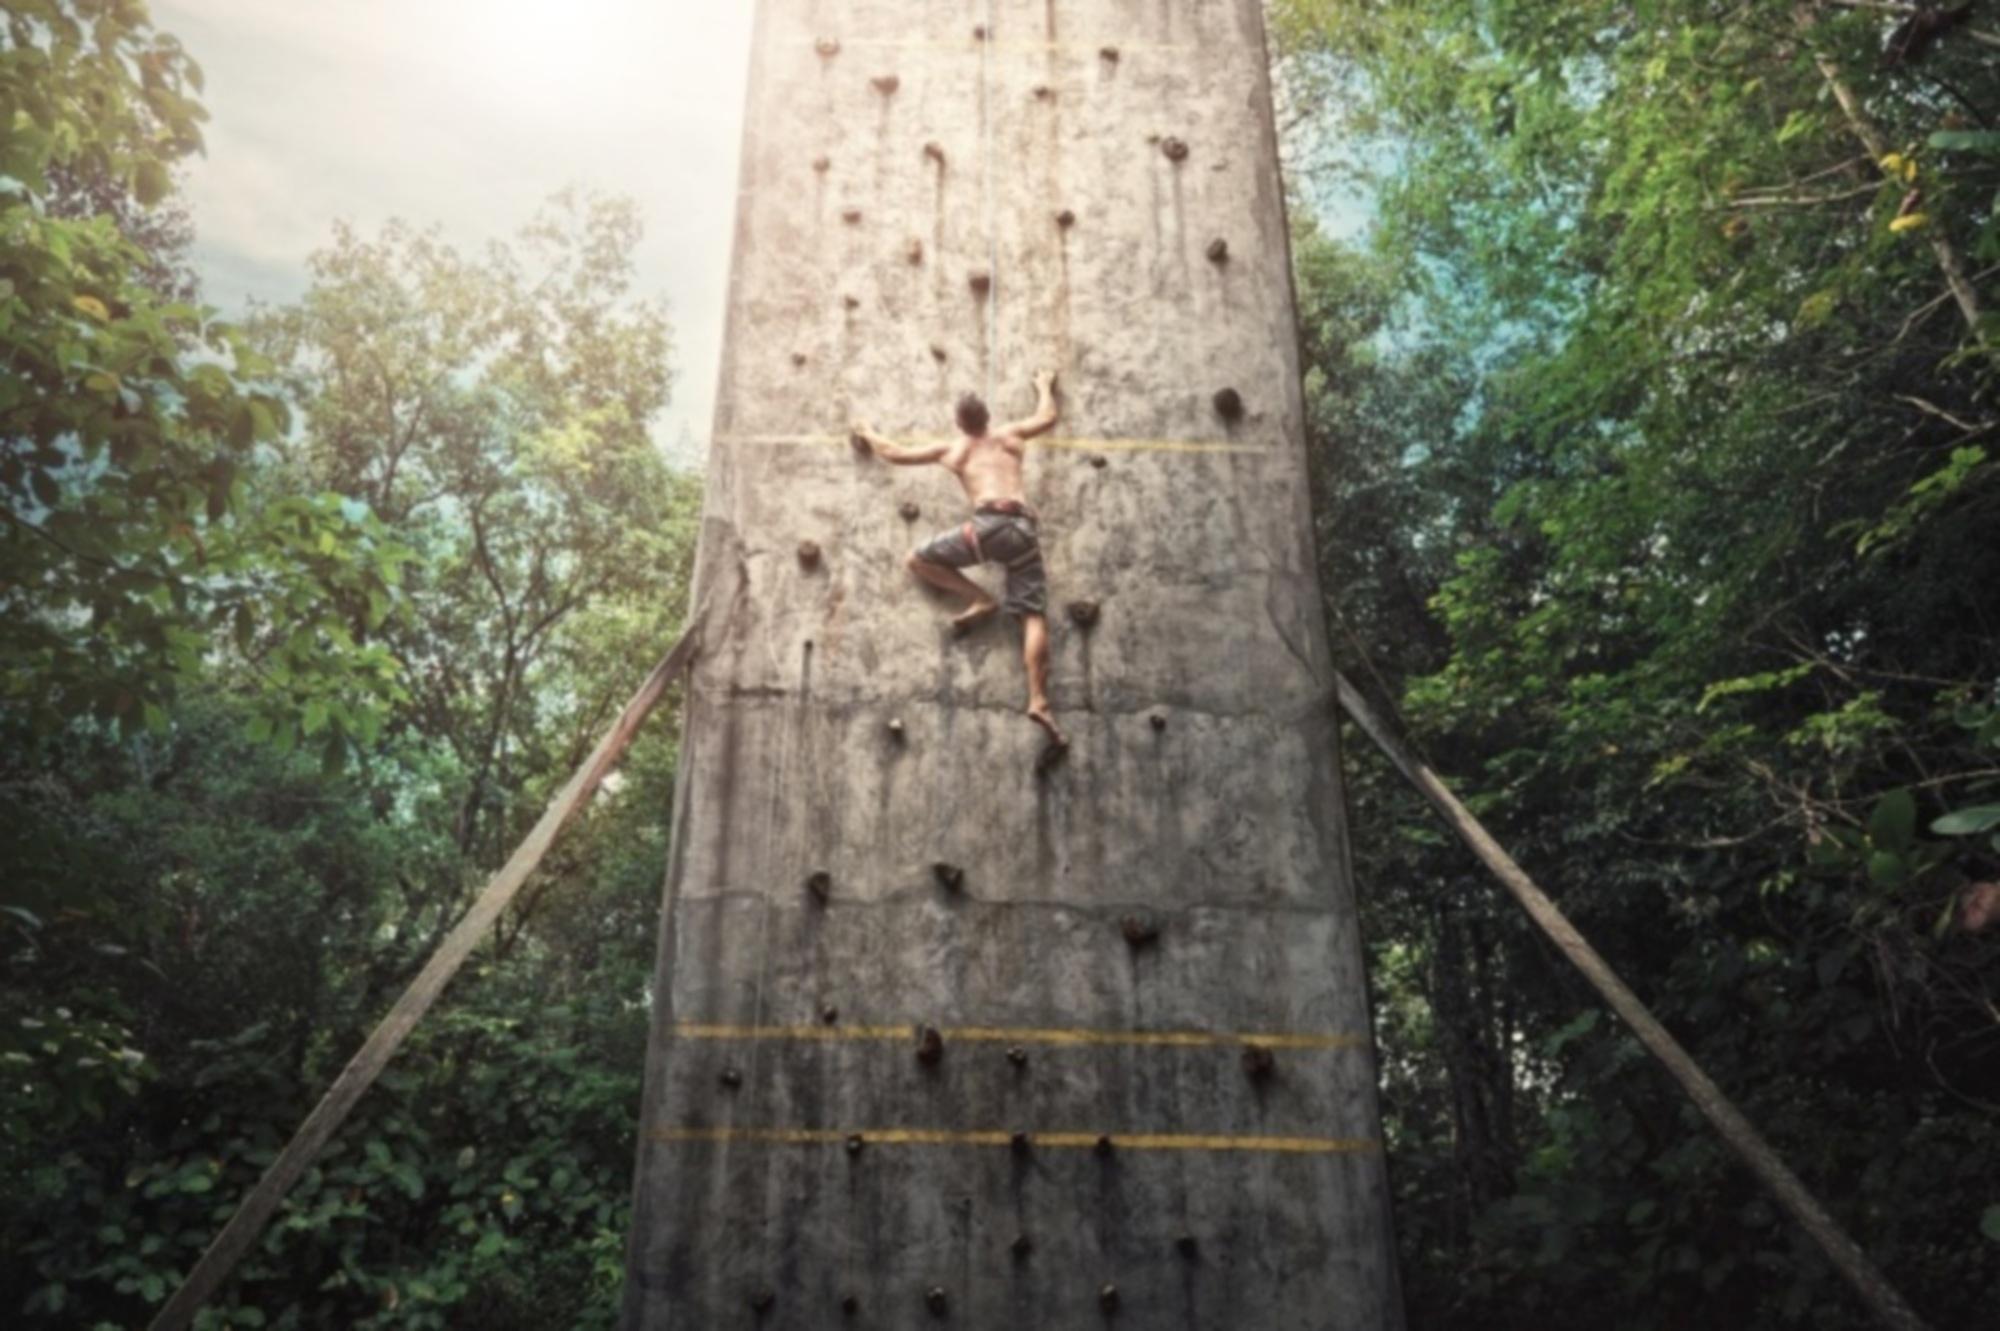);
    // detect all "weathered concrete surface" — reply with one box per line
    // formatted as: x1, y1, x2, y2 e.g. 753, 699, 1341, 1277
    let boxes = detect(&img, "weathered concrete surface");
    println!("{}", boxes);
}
622, 1, 1402, 1326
